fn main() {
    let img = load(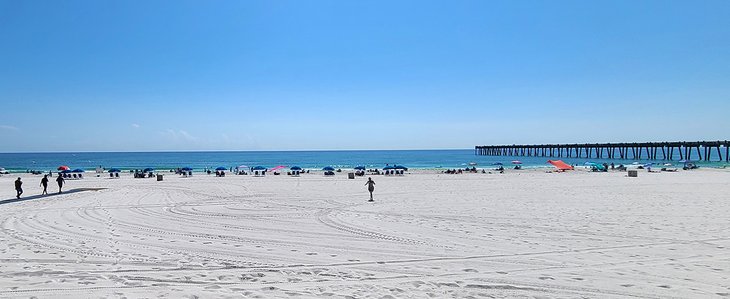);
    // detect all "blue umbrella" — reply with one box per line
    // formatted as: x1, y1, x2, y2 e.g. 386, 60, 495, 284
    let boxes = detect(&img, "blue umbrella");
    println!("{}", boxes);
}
354, 165, 366, 170
585, 162, 606, 171
252, 166, 267, 171
290, 166, 302, 171
322, 166, 335, 171
181, 167, 193, 171
60, 169, 72, 174
492, 162, 503, 166
143, 168, 155, 173
108, 168, 121, 173
394, 165, 408, 170
72, 168, 85, 173
383, 165, 395, 170
215, 166, 227, 171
